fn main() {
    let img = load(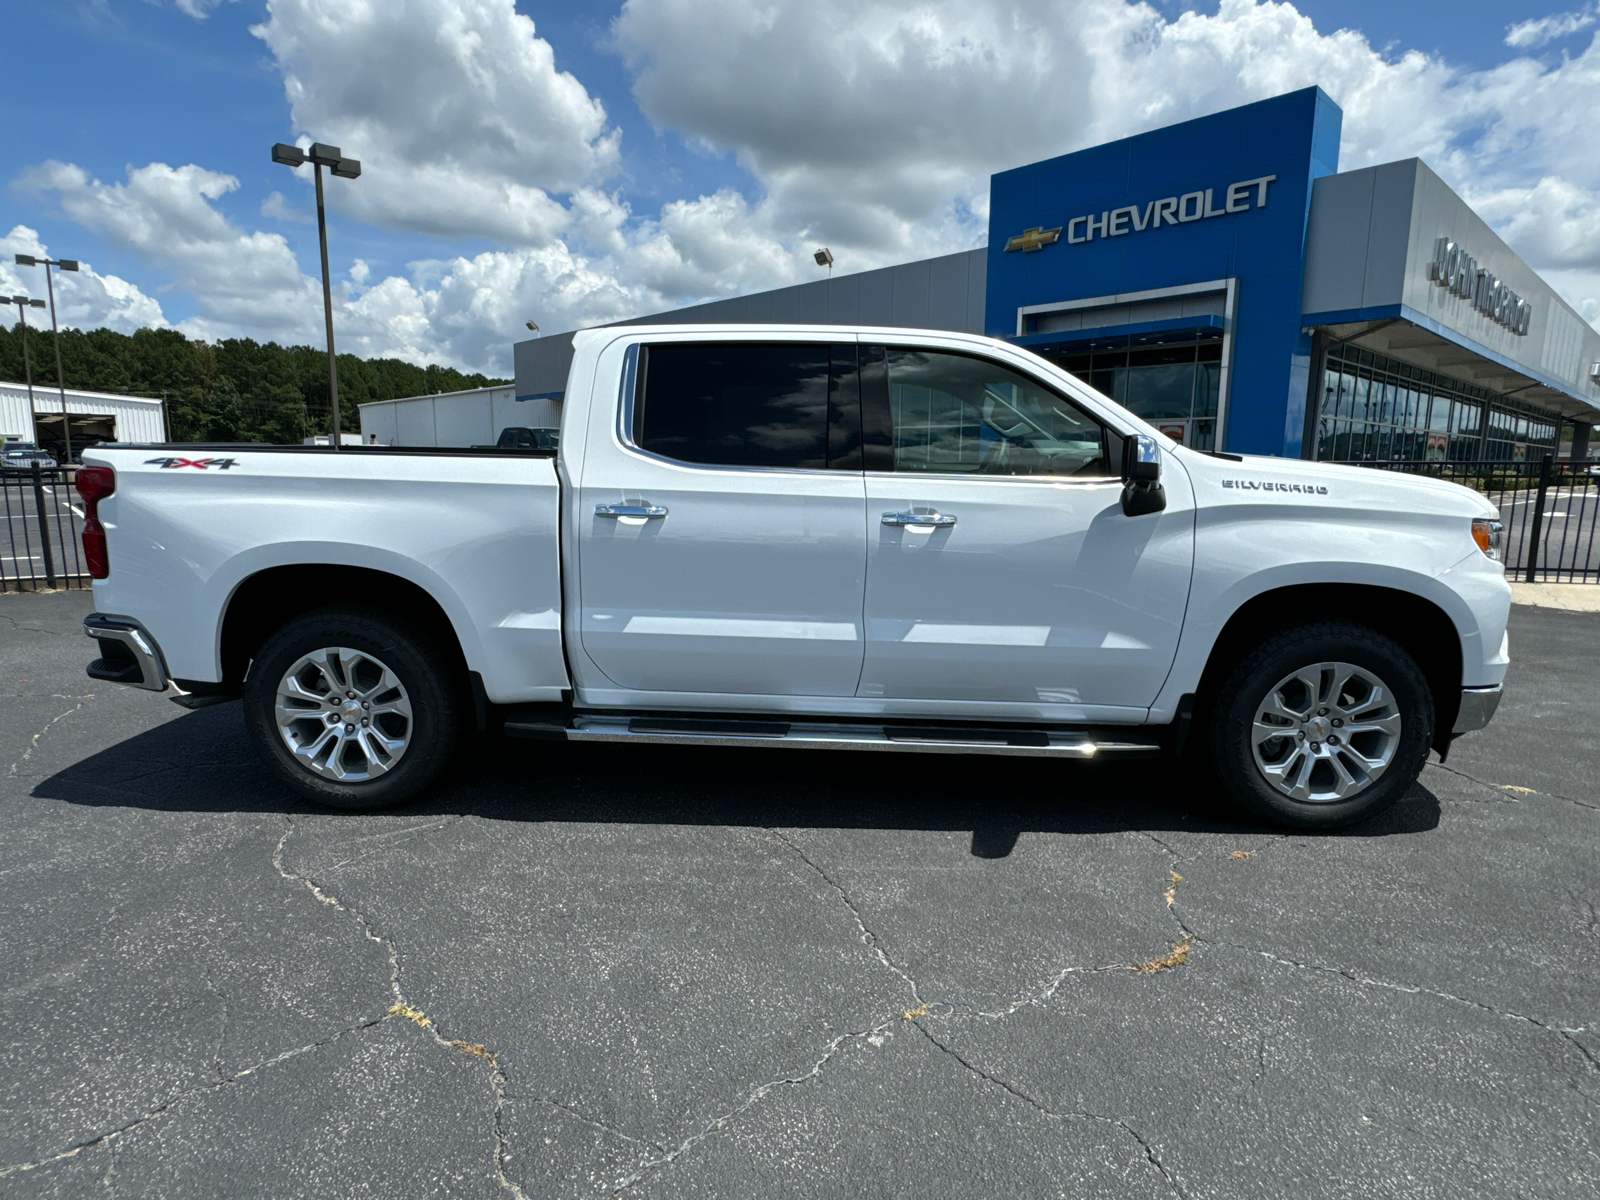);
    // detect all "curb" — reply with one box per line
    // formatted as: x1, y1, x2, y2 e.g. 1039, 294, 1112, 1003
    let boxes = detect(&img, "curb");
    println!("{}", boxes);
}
1509, 582, 1600, 613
